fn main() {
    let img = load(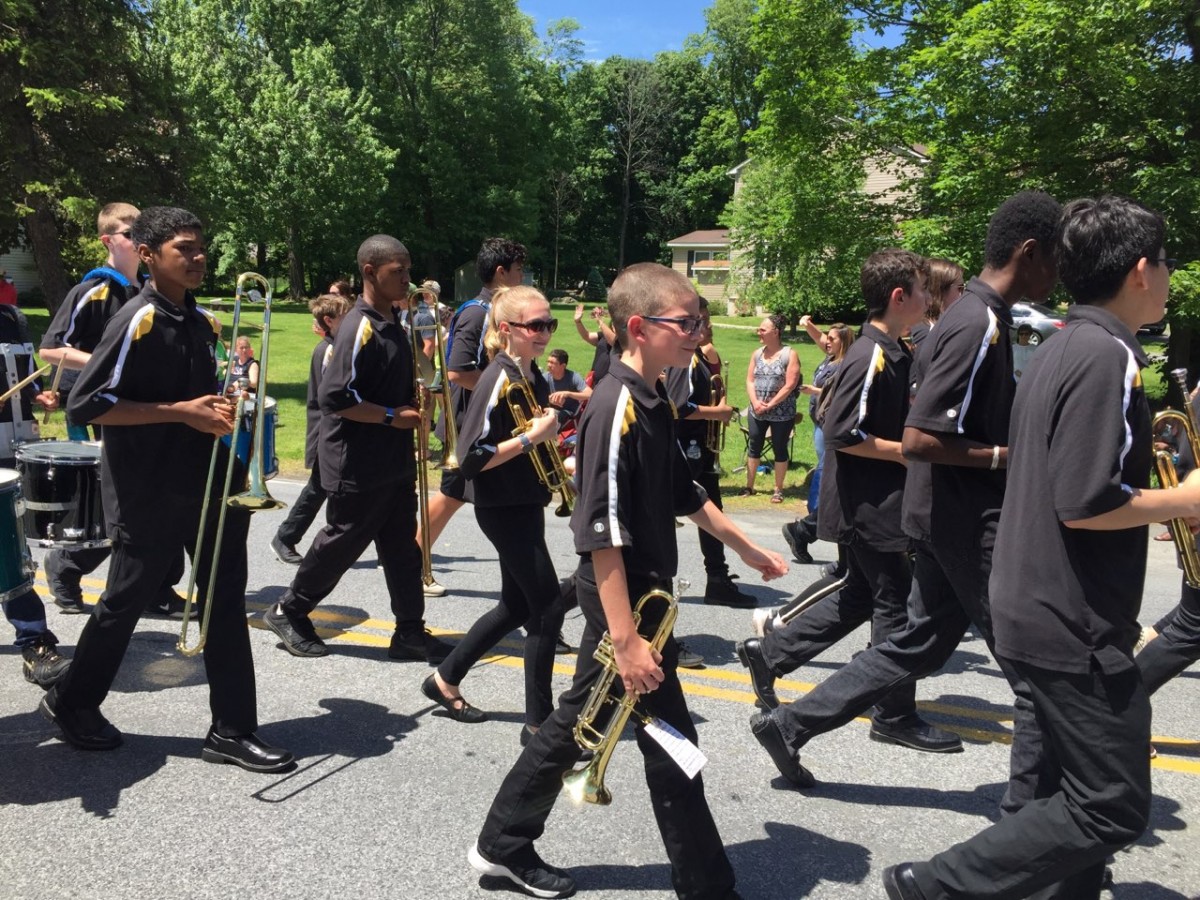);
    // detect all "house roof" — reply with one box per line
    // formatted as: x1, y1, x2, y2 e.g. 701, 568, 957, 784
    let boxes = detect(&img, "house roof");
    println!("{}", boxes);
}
667, 229, 730, 247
